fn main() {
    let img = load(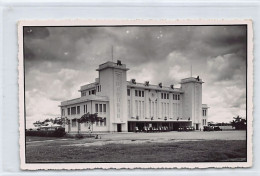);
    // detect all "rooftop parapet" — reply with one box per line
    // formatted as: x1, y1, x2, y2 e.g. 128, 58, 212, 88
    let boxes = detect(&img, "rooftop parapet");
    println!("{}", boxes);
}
79, 82, 97, 92
180, 77, 204, 84
127, 81, 184, 93
96, 60, 129, 71
60, 95, 109, 106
